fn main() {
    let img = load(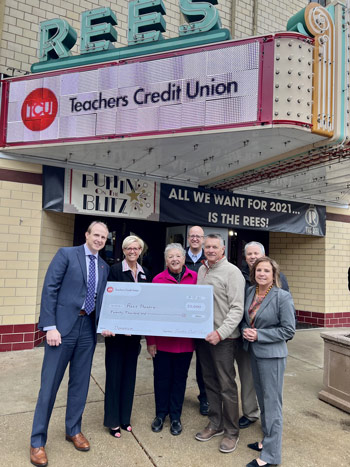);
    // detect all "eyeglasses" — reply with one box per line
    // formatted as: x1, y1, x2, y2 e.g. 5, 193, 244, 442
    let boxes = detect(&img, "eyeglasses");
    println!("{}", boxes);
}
125, 247, 141, 252
189, 235, 204, 239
